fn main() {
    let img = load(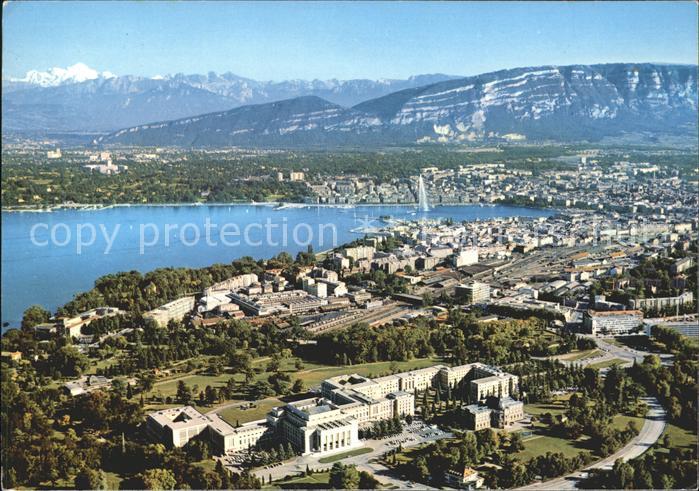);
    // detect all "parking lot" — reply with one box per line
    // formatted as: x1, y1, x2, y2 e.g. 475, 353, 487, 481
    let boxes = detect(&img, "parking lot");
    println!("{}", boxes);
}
222, 418, 453, 484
